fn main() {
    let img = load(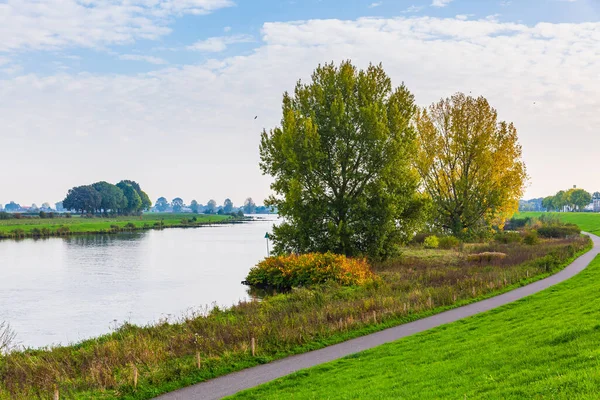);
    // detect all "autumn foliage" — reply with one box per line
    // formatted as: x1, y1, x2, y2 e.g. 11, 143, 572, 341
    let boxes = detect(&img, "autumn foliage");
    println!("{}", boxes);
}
245, 252, 377, 289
